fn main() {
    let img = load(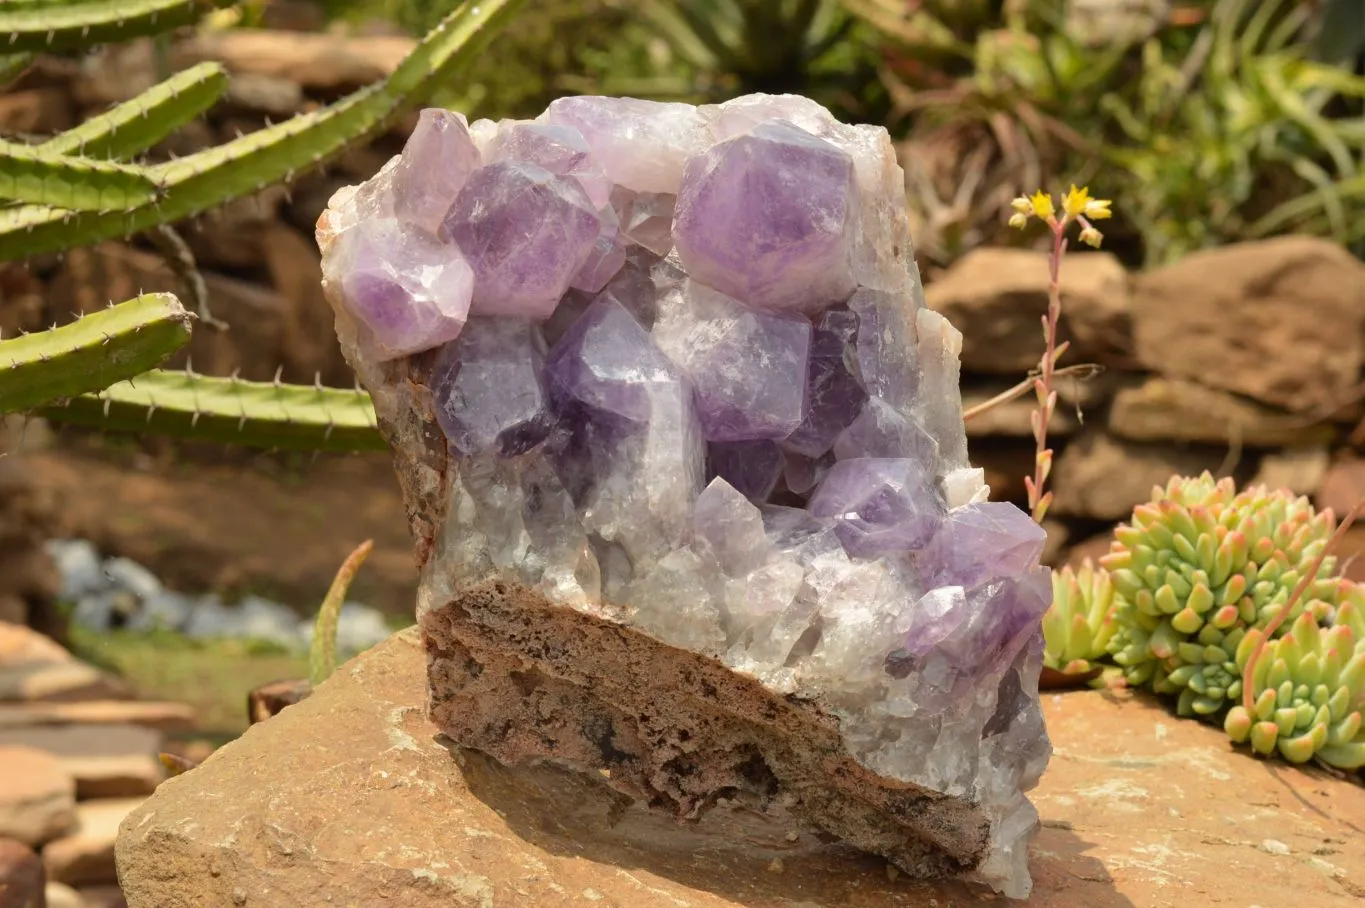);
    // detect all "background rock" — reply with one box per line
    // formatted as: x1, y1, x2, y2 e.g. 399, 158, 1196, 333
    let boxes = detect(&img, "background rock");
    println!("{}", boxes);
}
1049, 431, 1238, 521
1130, 237, 1365, 412
0, 838, 45, 908
0, 746, 76, 848
1107, 377, 1336, 446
